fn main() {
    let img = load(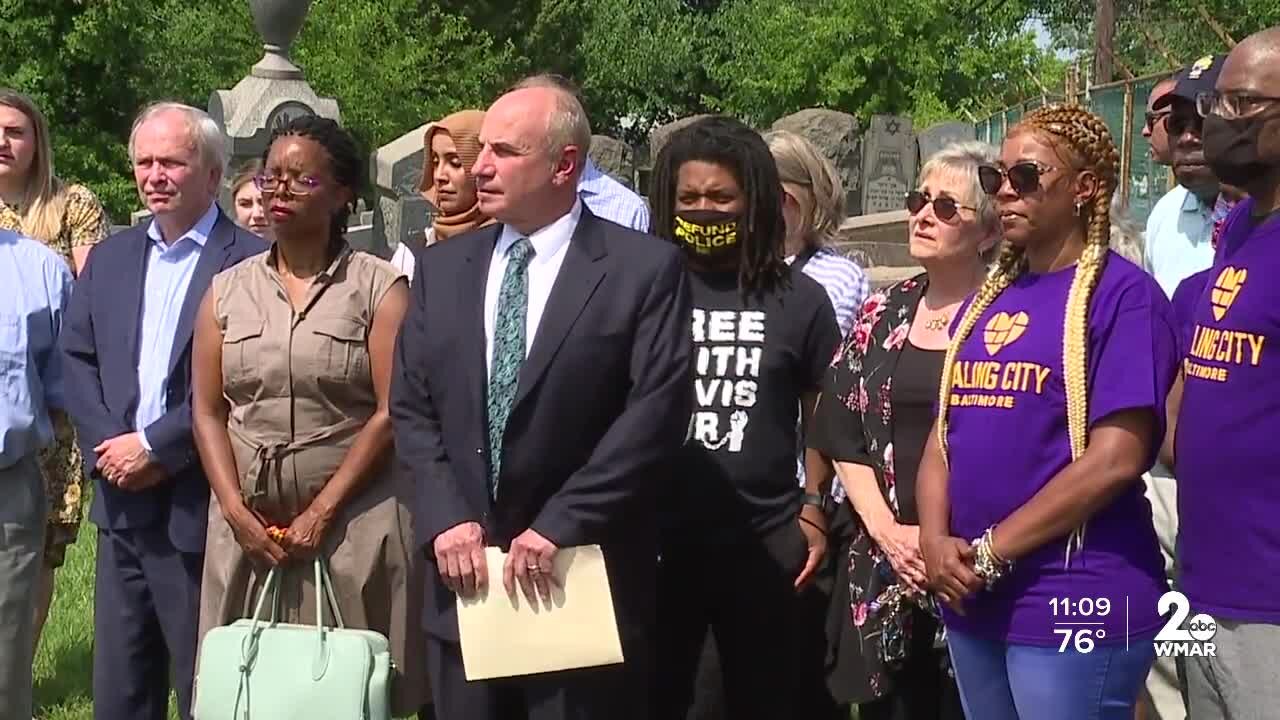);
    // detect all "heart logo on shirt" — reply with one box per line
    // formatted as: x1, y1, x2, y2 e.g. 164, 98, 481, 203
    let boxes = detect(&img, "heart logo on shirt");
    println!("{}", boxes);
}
1210, 266, 1247, 321
983, 311, 1030, 355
